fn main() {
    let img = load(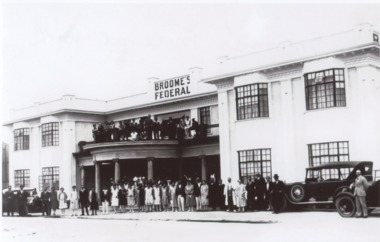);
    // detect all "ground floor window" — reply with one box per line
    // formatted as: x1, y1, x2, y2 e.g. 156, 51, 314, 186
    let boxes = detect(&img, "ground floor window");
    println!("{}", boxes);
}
308, 141, 349, 167
14, 169, 30, 188
39, 167, 60, 191
238, 148, 272, 183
